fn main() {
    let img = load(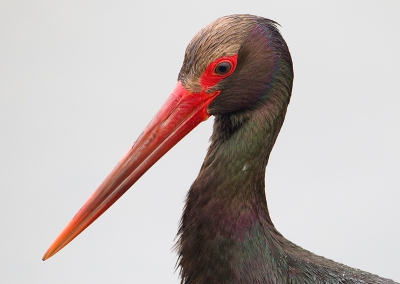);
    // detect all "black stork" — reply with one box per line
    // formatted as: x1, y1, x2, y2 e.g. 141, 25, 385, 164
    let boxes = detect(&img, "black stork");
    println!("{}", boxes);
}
43, 15, 398, 284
